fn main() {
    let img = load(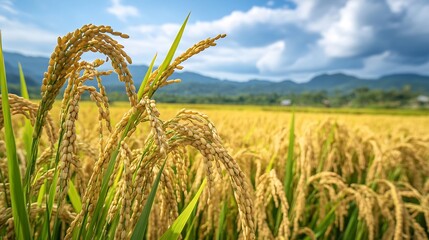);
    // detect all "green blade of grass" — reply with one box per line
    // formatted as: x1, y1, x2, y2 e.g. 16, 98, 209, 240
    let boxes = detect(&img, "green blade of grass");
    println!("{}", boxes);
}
183, 208, 198, 240
265, 154, 278, 173
356, 218, 367, 239
68, 180, 82, 212
0, 32, 32, 240
84, 117, 141, 239
77, 212, 88, 240
161, 13, 189, 67
317, 125, 335, 173
83, 149, 120, 240
84, 110, 146, 239
18, 63, 33, 163
342, 207, 358, 240
36, 181, 46, 206
18, 63, 29, 99
284, 113, 295, 203
41, 171, 58, 240
107, 214, 120, 240
97, 163, 124, 238
131, 159, 167, 240
312, 205, 337, 239
274, 113, 295, 235
137, 53, 157, 100
148, 13, 190, 97
43, 200, 52, 240
160, 178, 207, 240
216, 199, 228, 240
